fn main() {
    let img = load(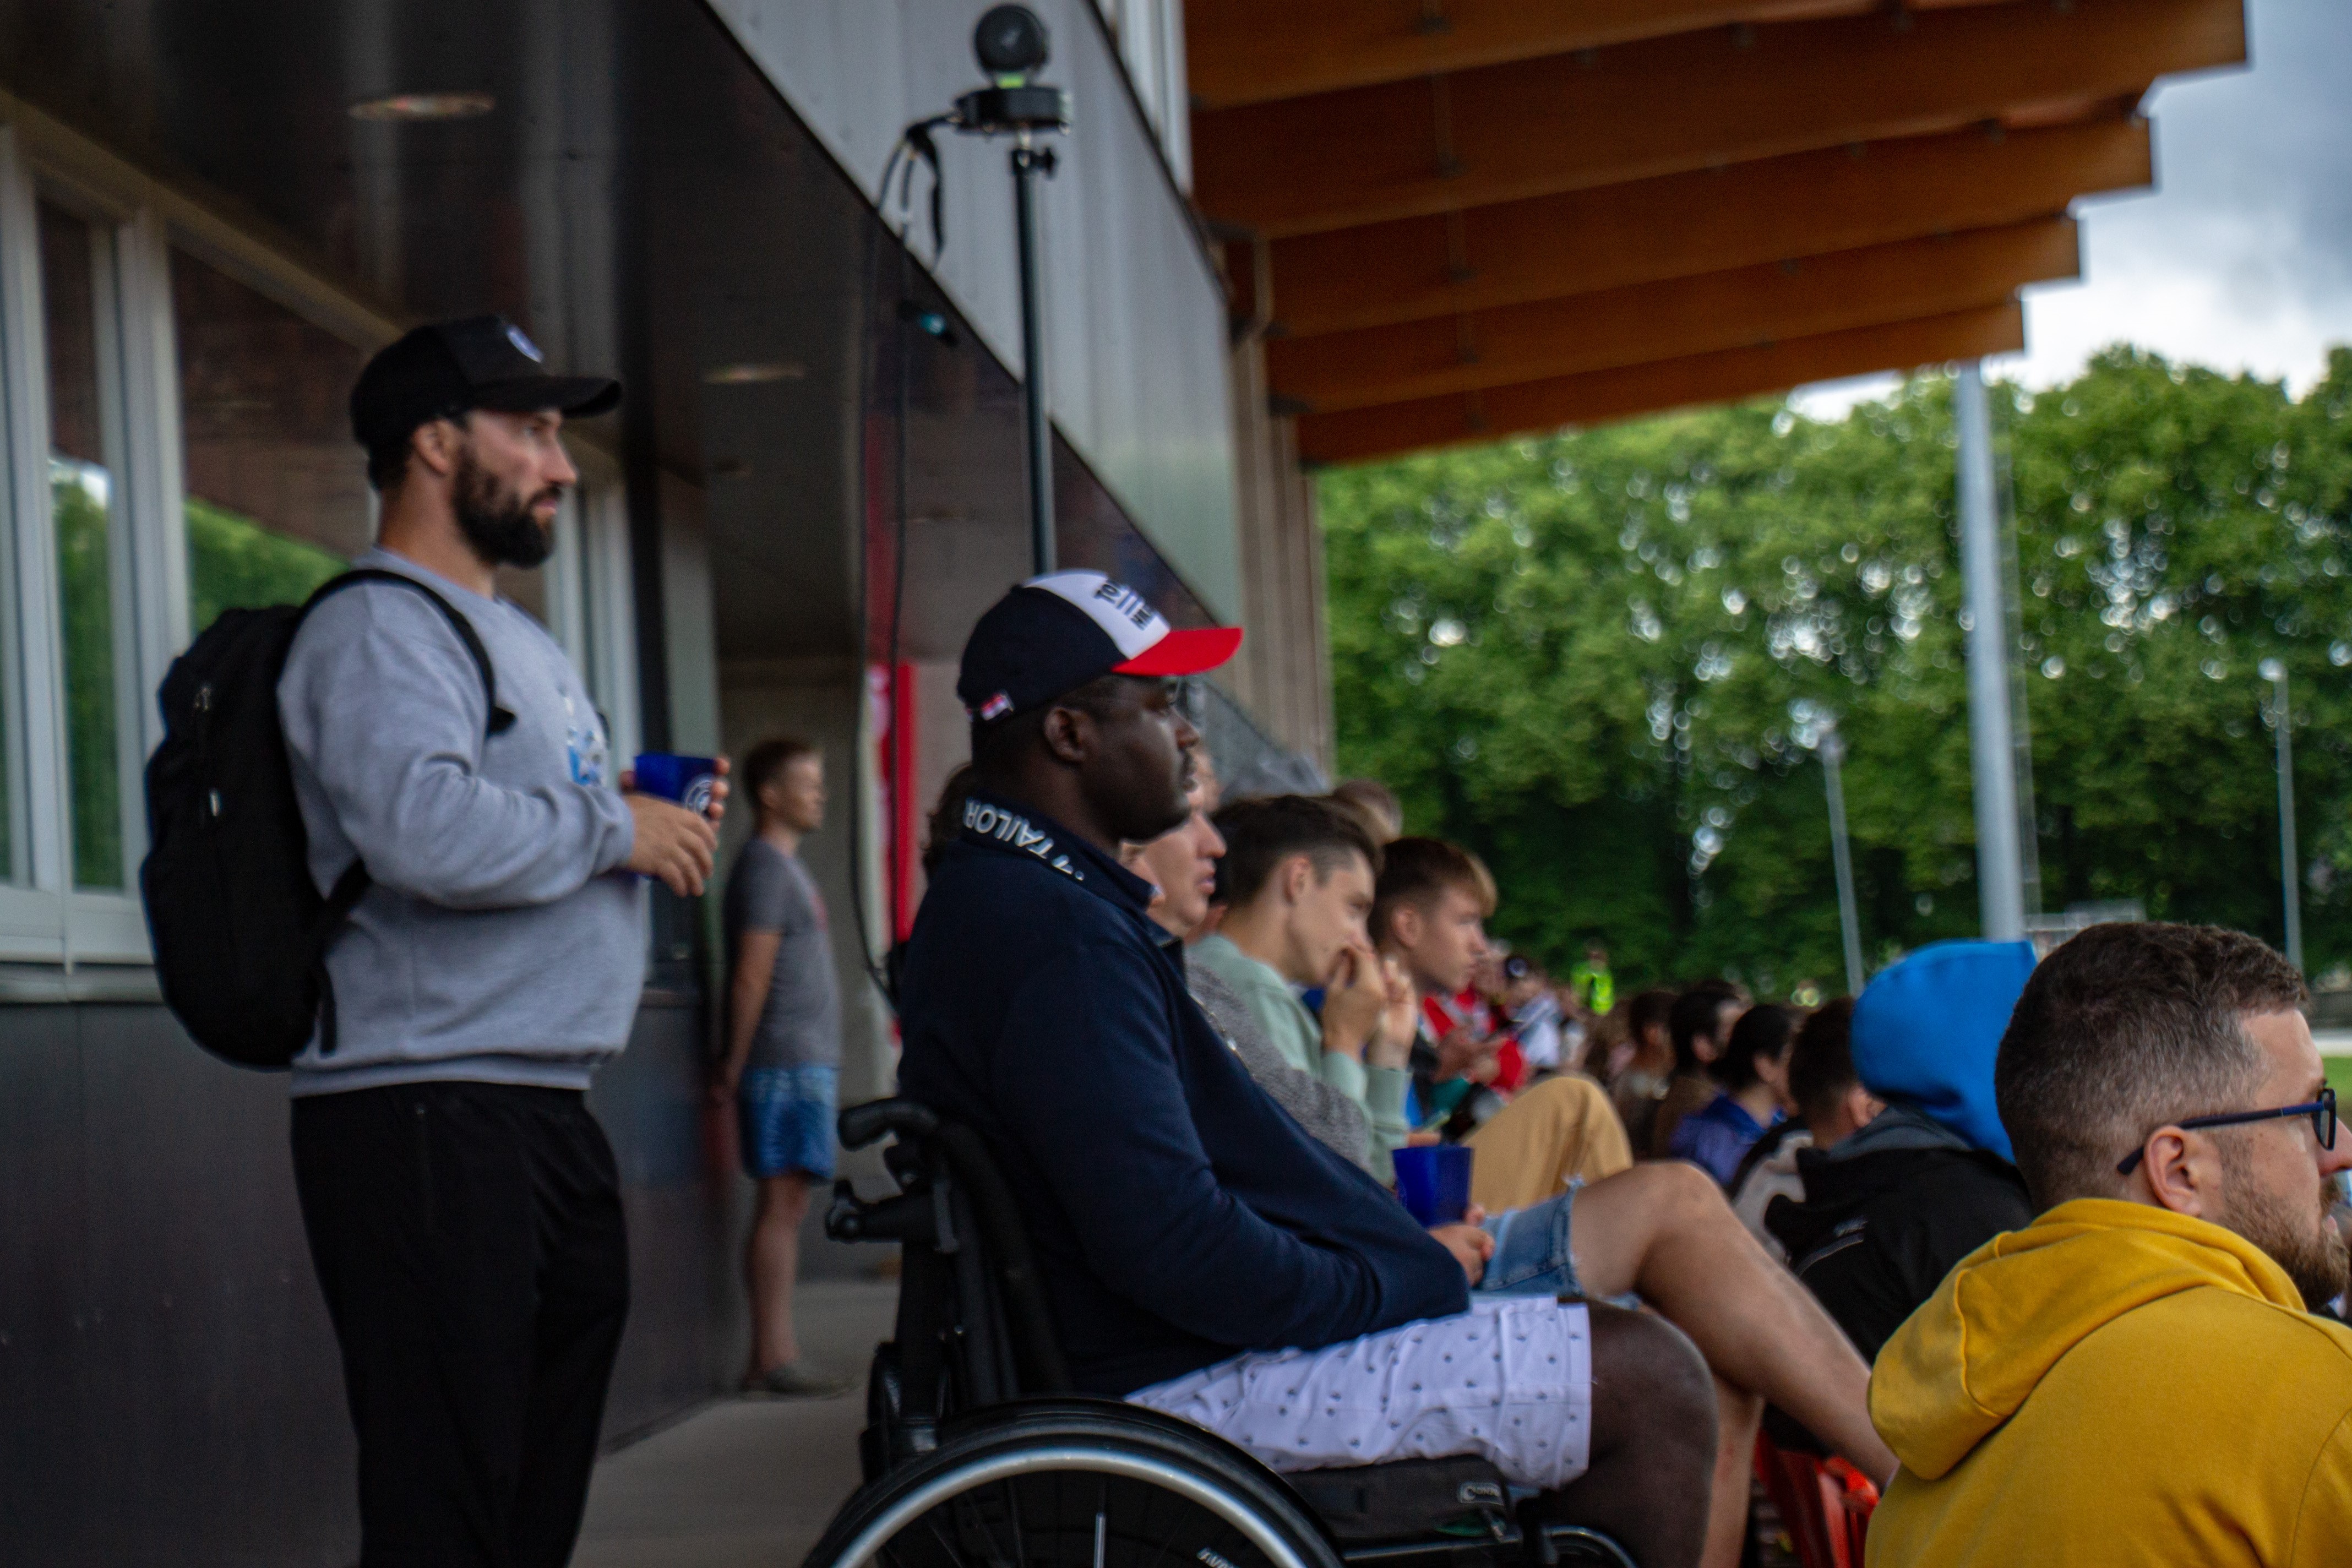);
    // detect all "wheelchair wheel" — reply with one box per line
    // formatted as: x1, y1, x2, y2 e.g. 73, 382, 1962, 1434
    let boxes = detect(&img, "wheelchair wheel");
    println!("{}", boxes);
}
805, 1400, 1343, 1568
